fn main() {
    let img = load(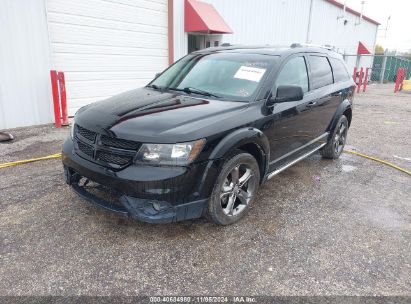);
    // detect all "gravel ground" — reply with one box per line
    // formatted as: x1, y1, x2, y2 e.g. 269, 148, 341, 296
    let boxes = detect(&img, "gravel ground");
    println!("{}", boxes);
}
0, 84, 410, 296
